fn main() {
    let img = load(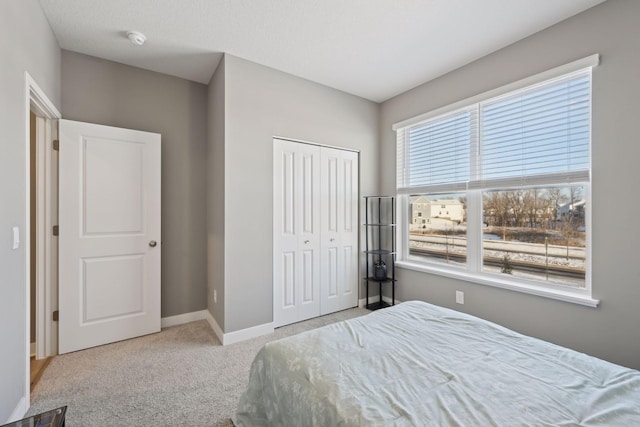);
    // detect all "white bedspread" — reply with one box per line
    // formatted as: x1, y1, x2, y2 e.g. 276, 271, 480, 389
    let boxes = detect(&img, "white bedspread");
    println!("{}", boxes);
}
233, 301, 640, 426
